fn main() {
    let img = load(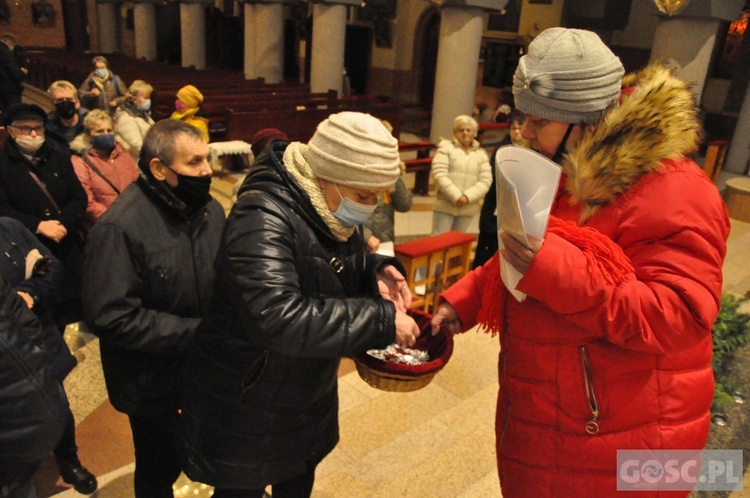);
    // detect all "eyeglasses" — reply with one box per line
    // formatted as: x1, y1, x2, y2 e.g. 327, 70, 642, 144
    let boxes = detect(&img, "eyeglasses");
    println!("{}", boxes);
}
10, 125, 46, 135
53, 98, 76, 104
